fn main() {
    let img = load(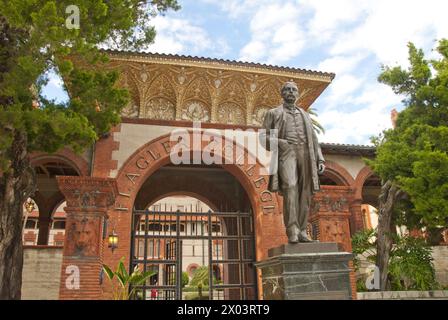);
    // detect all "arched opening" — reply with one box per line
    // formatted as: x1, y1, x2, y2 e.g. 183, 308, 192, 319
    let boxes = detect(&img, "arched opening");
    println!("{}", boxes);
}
361, 205, 379, 230
49, 201, 67, 246
30, 158, 79, 245
361, 175, 382, 209
130, 163, 257, 301
358, 174, 381, 233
